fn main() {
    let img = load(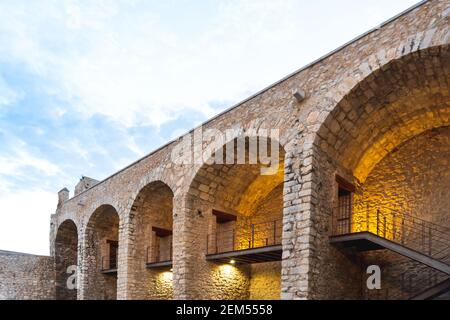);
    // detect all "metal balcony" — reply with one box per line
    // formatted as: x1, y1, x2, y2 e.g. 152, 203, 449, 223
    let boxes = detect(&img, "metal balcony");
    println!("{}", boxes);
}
146, 230, 173, 269
206, 218, 282, 264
